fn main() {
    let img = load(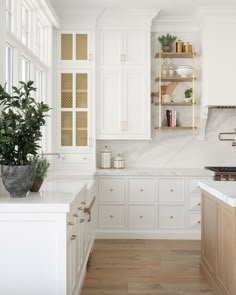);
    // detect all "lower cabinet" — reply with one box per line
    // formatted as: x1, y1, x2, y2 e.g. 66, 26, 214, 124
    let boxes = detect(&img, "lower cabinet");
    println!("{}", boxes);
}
97, 175, 211, 239
201, 190, 236, 295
